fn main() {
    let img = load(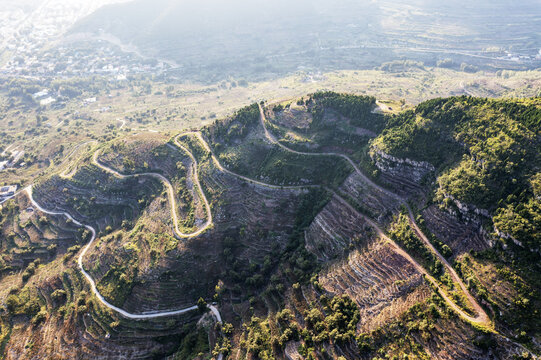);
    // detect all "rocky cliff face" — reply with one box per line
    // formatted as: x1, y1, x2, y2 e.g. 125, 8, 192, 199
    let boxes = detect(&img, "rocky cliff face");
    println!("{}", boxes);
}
370, 147, 435, 183
441, 193, 490, 221
369, 147, 435, 196
370, 147, 496, 249
494, 226, 523, 247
